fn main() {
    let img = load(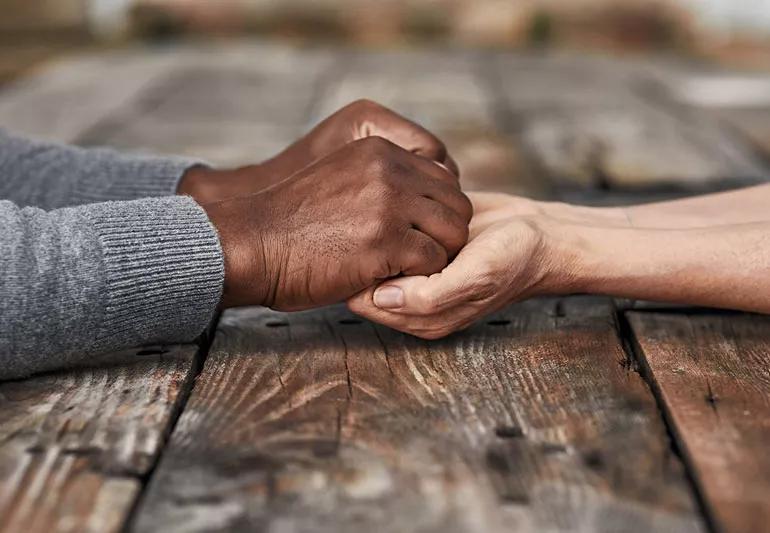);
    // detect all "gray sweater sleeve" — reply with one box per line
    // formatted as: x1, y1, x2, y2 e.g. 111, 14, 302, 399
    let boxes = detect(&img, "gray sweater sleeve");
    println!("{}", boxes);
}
0, 128, 199, 209
0, 195, 224, 380
0, 130, 226, 380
